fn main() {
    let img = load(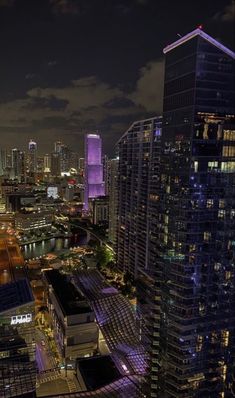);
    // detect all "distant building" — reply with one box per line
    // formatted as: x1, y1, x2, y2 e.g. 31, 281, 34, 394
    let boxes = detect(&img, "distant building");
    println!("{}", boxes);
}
54, 140, 63, 154
15, 211, 53, 233
43, 153, 51, 173
5, 192, 35, 212
107, 158, 118, 246
28, 139, 37, 174
90, 196, 109, 225
0, 149, 6, 176
64, 185, 75, 201
43, 270, 99, 365
84, 134, 105, 210
79, 157, 84, 171
50, 152, 61, 177
12, 149, 25, 181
